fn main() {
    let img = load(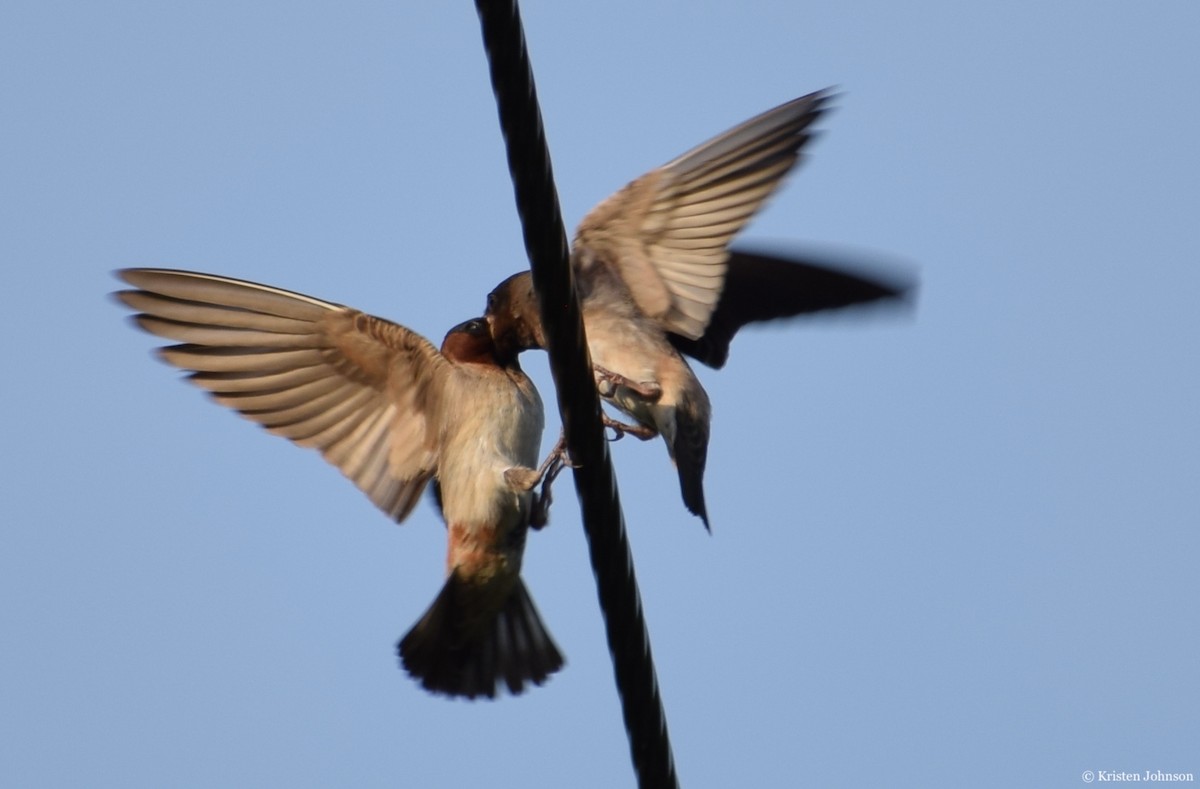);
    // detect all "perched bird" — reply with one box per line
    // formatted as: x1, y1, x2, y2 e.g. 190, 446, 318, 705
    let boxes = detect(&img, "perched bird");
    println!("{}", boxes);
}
115, 269, 563, 699
486, 89, 912, 529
